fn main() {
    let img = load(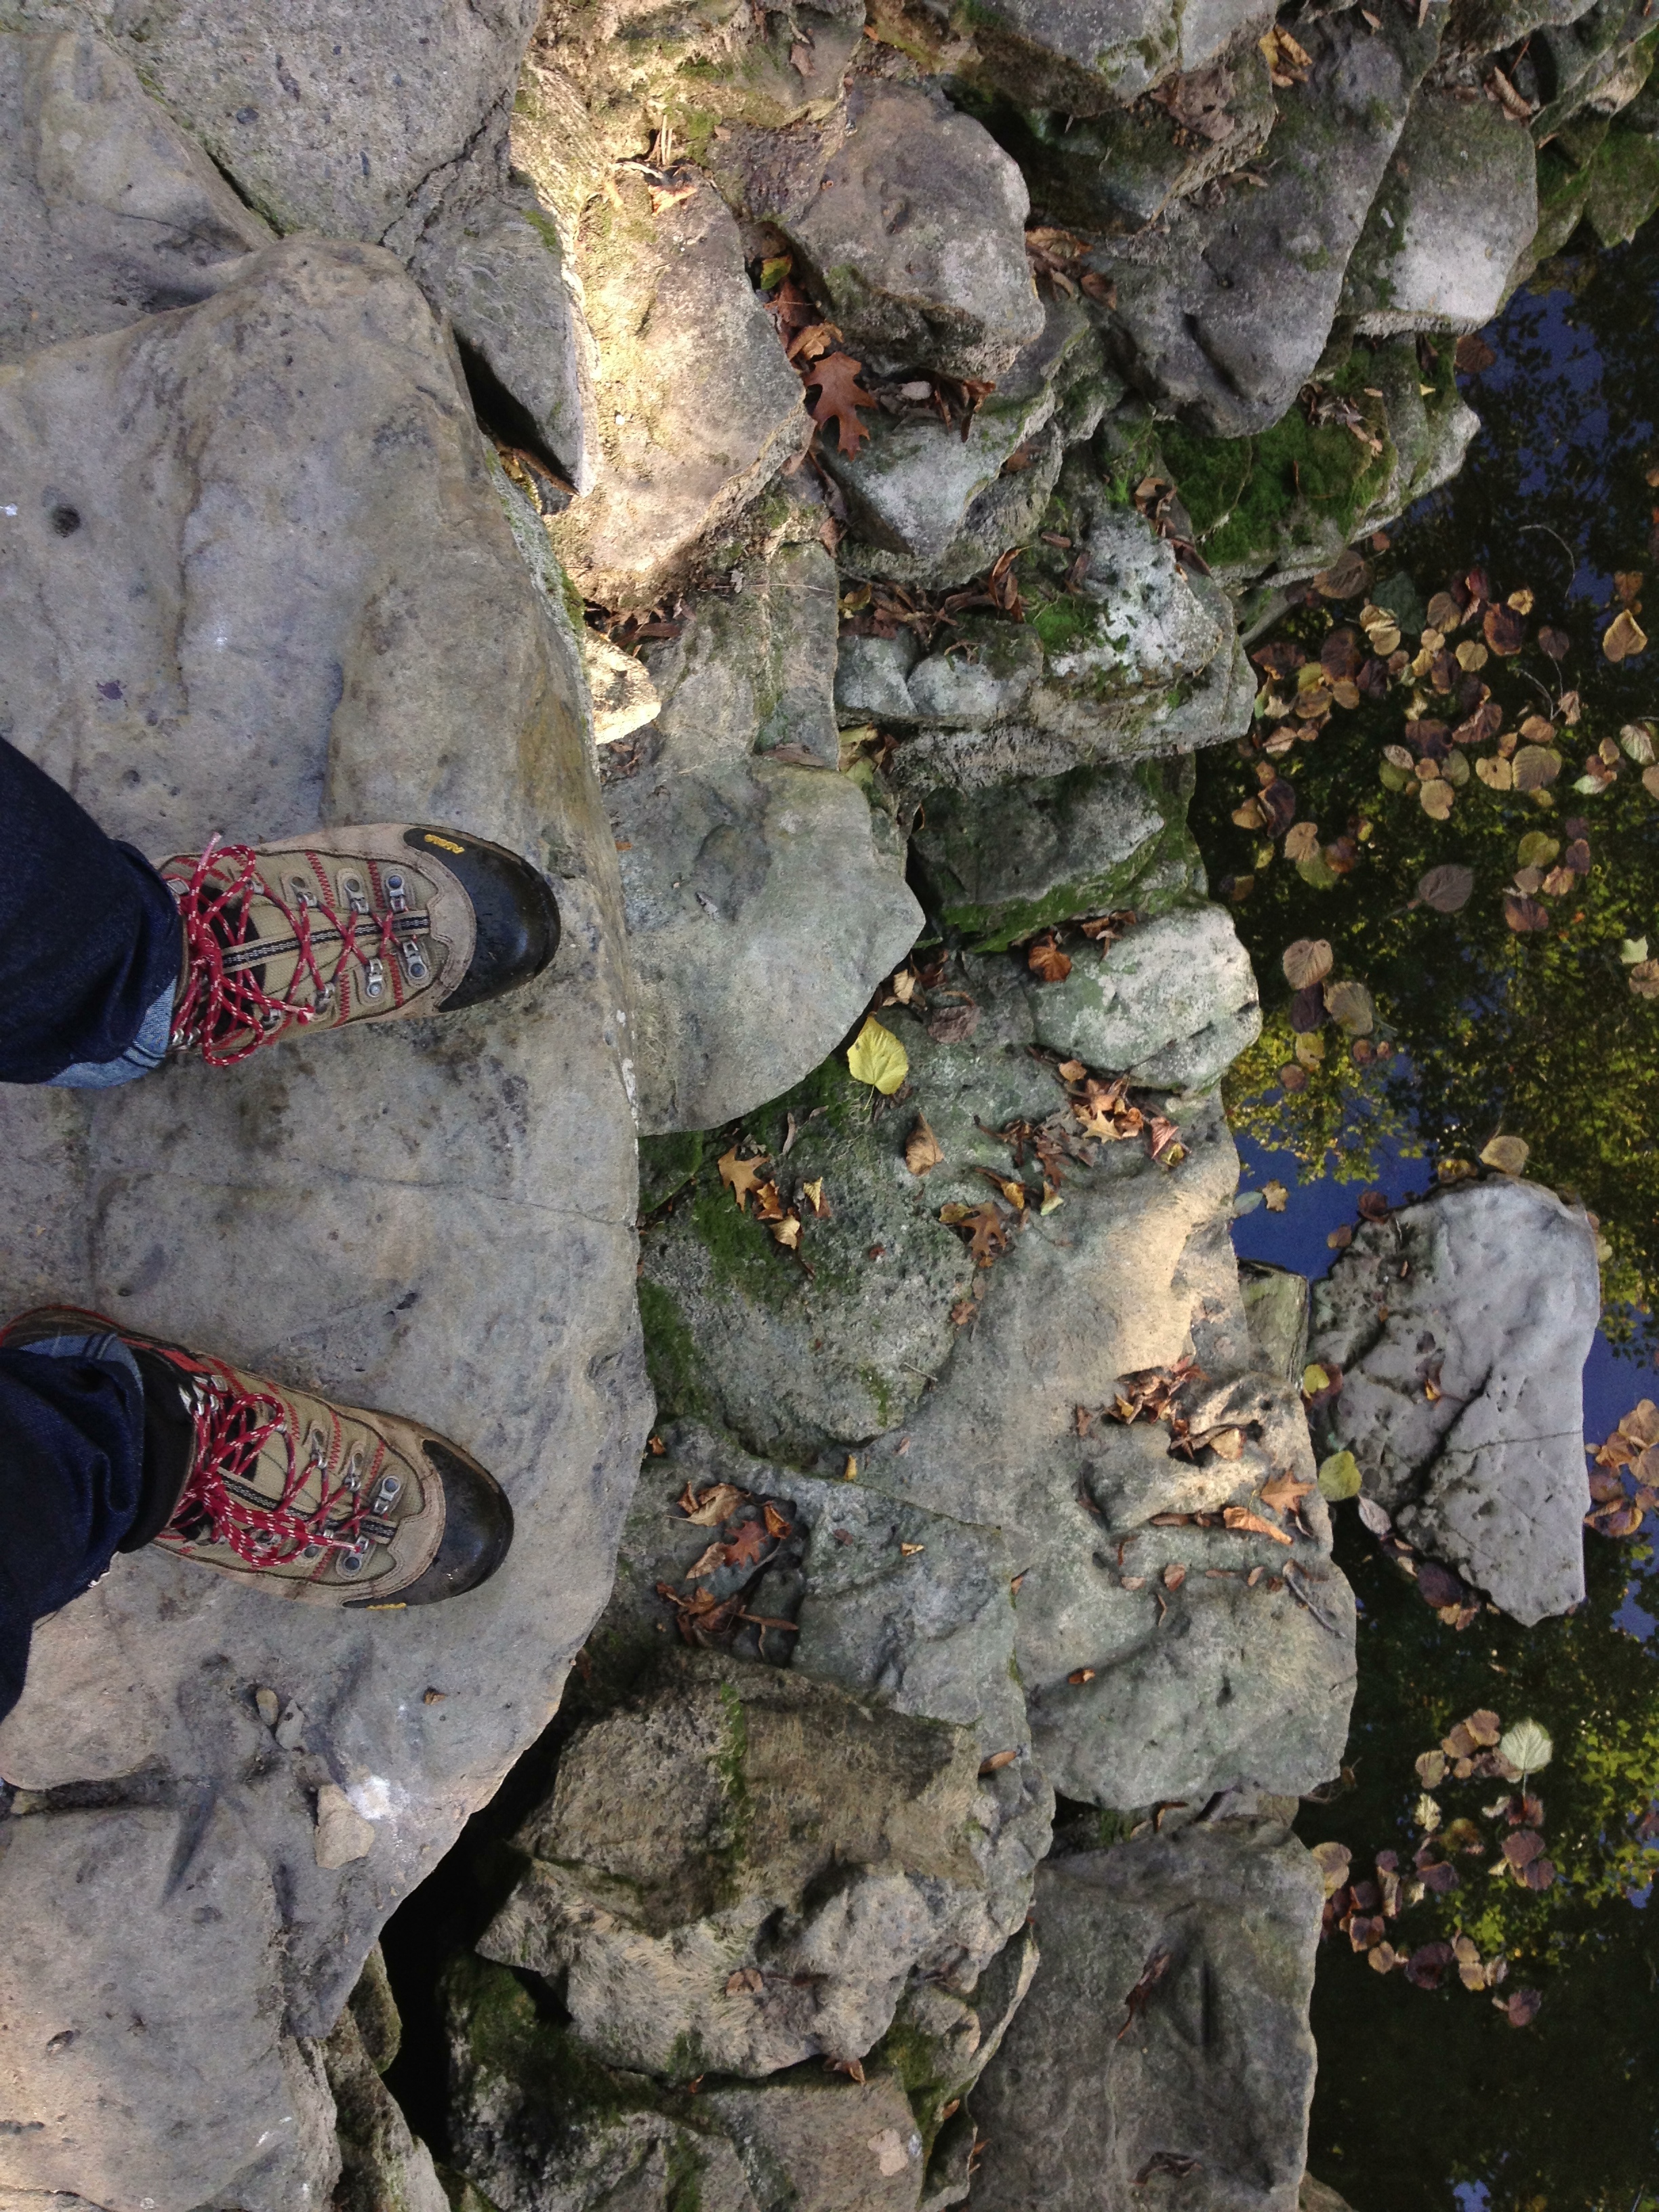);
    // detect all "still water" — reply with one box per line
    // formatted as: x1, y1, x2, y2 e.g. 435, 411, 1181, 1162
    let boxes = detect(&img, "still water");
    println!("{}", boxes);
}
1191, 230, 1659, 2207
